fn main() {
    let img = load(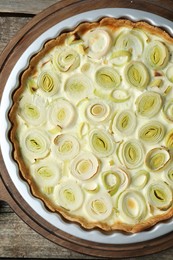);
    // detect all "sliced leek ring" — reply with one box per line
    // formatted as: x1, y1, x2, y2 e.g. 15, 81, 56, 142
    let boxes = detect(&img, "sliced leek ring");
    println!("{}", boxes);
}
31, 158, 61, 189
77, 122, 90, 139
83, 181, 100, 194
110, 50, 131, 66
49, 98, 76, 128
145, 147, 171, 172
132, 170, 149, 189
124, 61, 150, 90
120, 139, 144, 169
96, 66, 121, 89
52, 47, 80, 72
53, 134, 80, 160
166, 66, 173, 83
70, 152, 99, 181
27, 78, 38, 93
20, 128, 50, 163
149, 78, 163, 88
37, 70, 60, 96
86, 192, 113, 221
102, 170, 121, 196
165, 129, 173, 149
118, 190, 147, 224
112, 110, 137, 136
102, 168, 130, 196
147, 181, 172, 210
18, 95, 46, 126
85, 29, 111, 59
162, 99, 173, 122
145, 40, 169, 69
89, 129, 115, 158
64, 73, 92, 102
165, 168, 173, 187
54, 180, 84, 211
135, 91, 162, 118
110, 89, 130, 103
85, 99, 111, 123
138, 121, 165, 145
115, 30, 144, 58
147, 78, 166, 94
